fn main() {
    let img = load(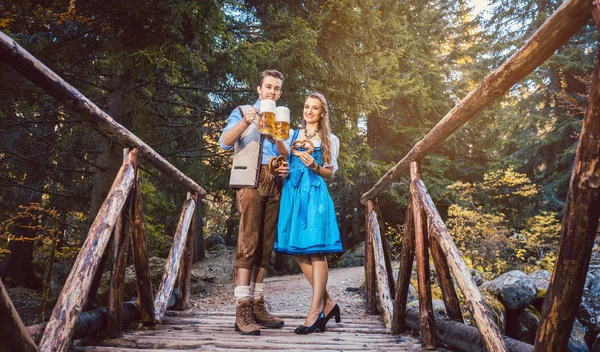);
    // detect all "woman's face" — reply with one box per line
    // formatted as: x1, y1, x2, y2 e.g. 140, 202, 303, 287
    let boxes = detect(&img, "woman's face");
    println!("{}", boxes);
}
303, 97, 323, 125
